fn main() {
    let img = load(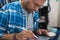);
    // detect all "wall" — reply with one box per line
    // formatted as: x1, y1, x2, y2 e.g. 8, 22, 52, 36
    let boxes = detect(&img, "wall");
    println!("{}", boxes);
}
49, 0, 60, 27
58, 2, 60, 27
